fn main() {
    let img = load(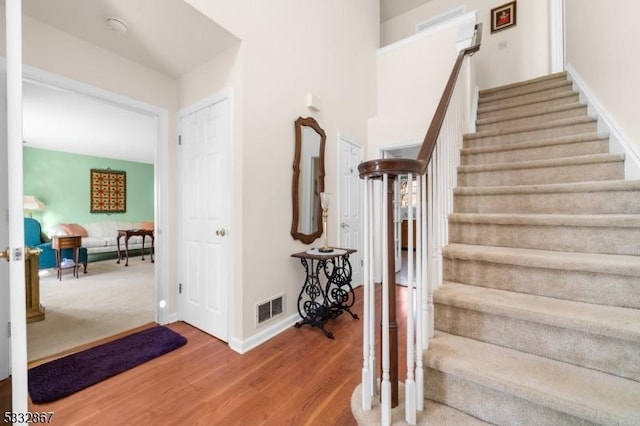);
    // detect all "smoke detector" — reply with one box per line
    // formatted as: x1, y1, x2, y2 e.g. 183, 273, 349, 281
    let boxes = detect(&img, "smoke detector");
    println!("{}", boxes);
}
105, 17, 128, 35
